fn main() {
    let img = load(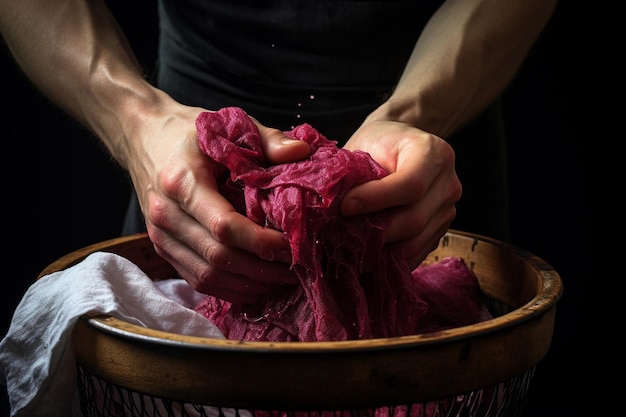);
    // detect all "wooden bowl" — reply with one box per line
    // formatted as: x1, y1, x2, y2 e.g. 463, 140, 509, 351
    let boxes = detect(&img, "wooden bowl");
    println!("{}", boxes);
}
40, 230, 562, 412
